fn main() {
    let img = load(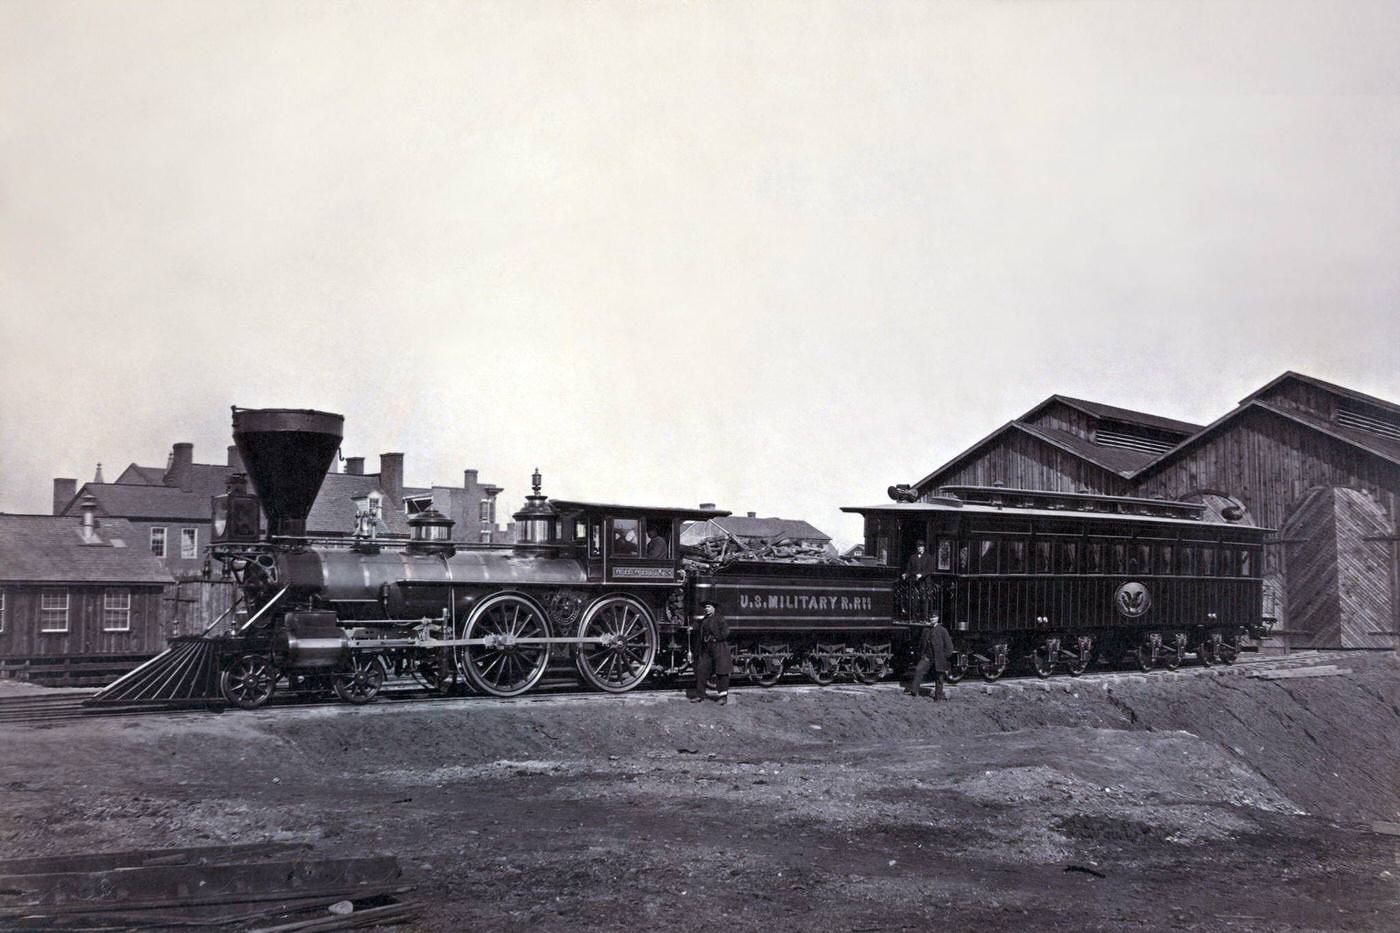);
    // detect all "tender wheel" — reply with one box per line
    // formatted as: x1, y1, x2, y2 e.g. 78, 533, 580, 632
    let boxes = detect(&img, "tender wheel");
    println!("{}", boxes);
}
851, 653, 885, 685
575, 596, 658, 693
751, 656, 784, 687
802, 657, 838, 686
457, 594, 552, 697
220, 654, 278, 710
1216, 635, 1239, 665
1031, 648, 1054, 678
943, 652, 969, 684
334, 654, 385, 704
1065, 639, 1092, 677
